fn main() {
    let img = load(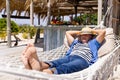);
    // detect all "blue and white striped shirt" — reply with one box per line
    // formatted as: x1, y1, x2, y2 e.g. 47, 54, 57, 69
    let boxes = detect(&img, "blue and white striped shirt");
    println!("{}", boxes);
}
70, 43, 92, 64
66, 39, 101, 65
